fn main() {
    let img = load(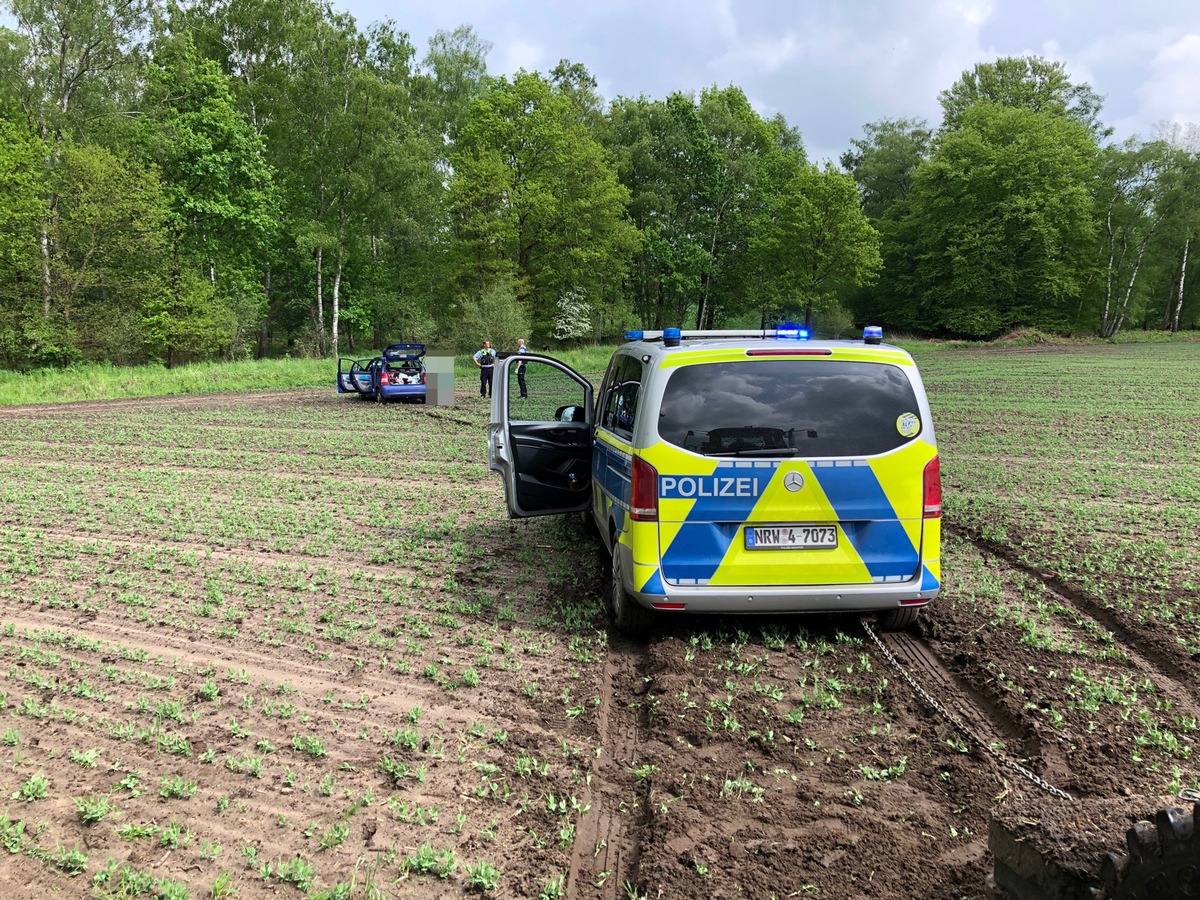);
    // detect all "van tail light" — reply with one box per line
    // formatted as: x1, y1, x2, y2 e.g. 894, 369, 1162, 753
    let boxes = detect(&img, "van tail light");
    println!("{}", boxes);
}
923, 455, 942, 519
631, 456, 658, 521
421, 371, 426, 384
